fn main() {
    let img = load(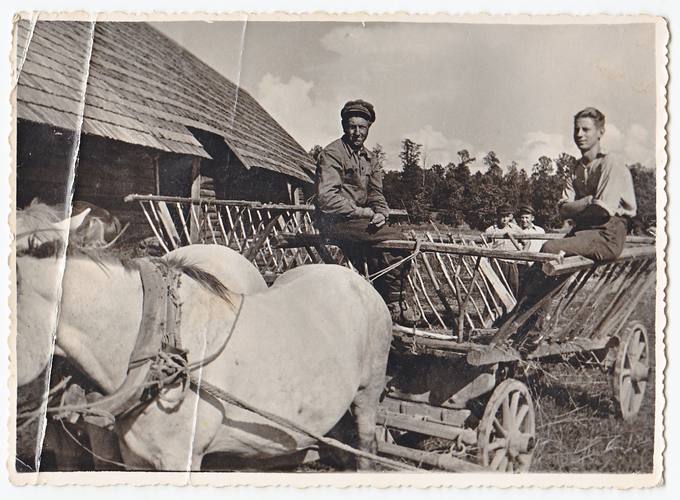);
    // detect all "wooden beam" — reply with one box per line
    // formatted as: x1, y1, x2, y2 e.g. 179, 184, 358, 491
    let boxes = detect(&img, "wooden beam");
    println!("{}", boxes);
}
541, 246, 656, 276
488, 233, 655, 244
189, 158, 202, 244
375, 240, 559, 262
124, 193, 408, 216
